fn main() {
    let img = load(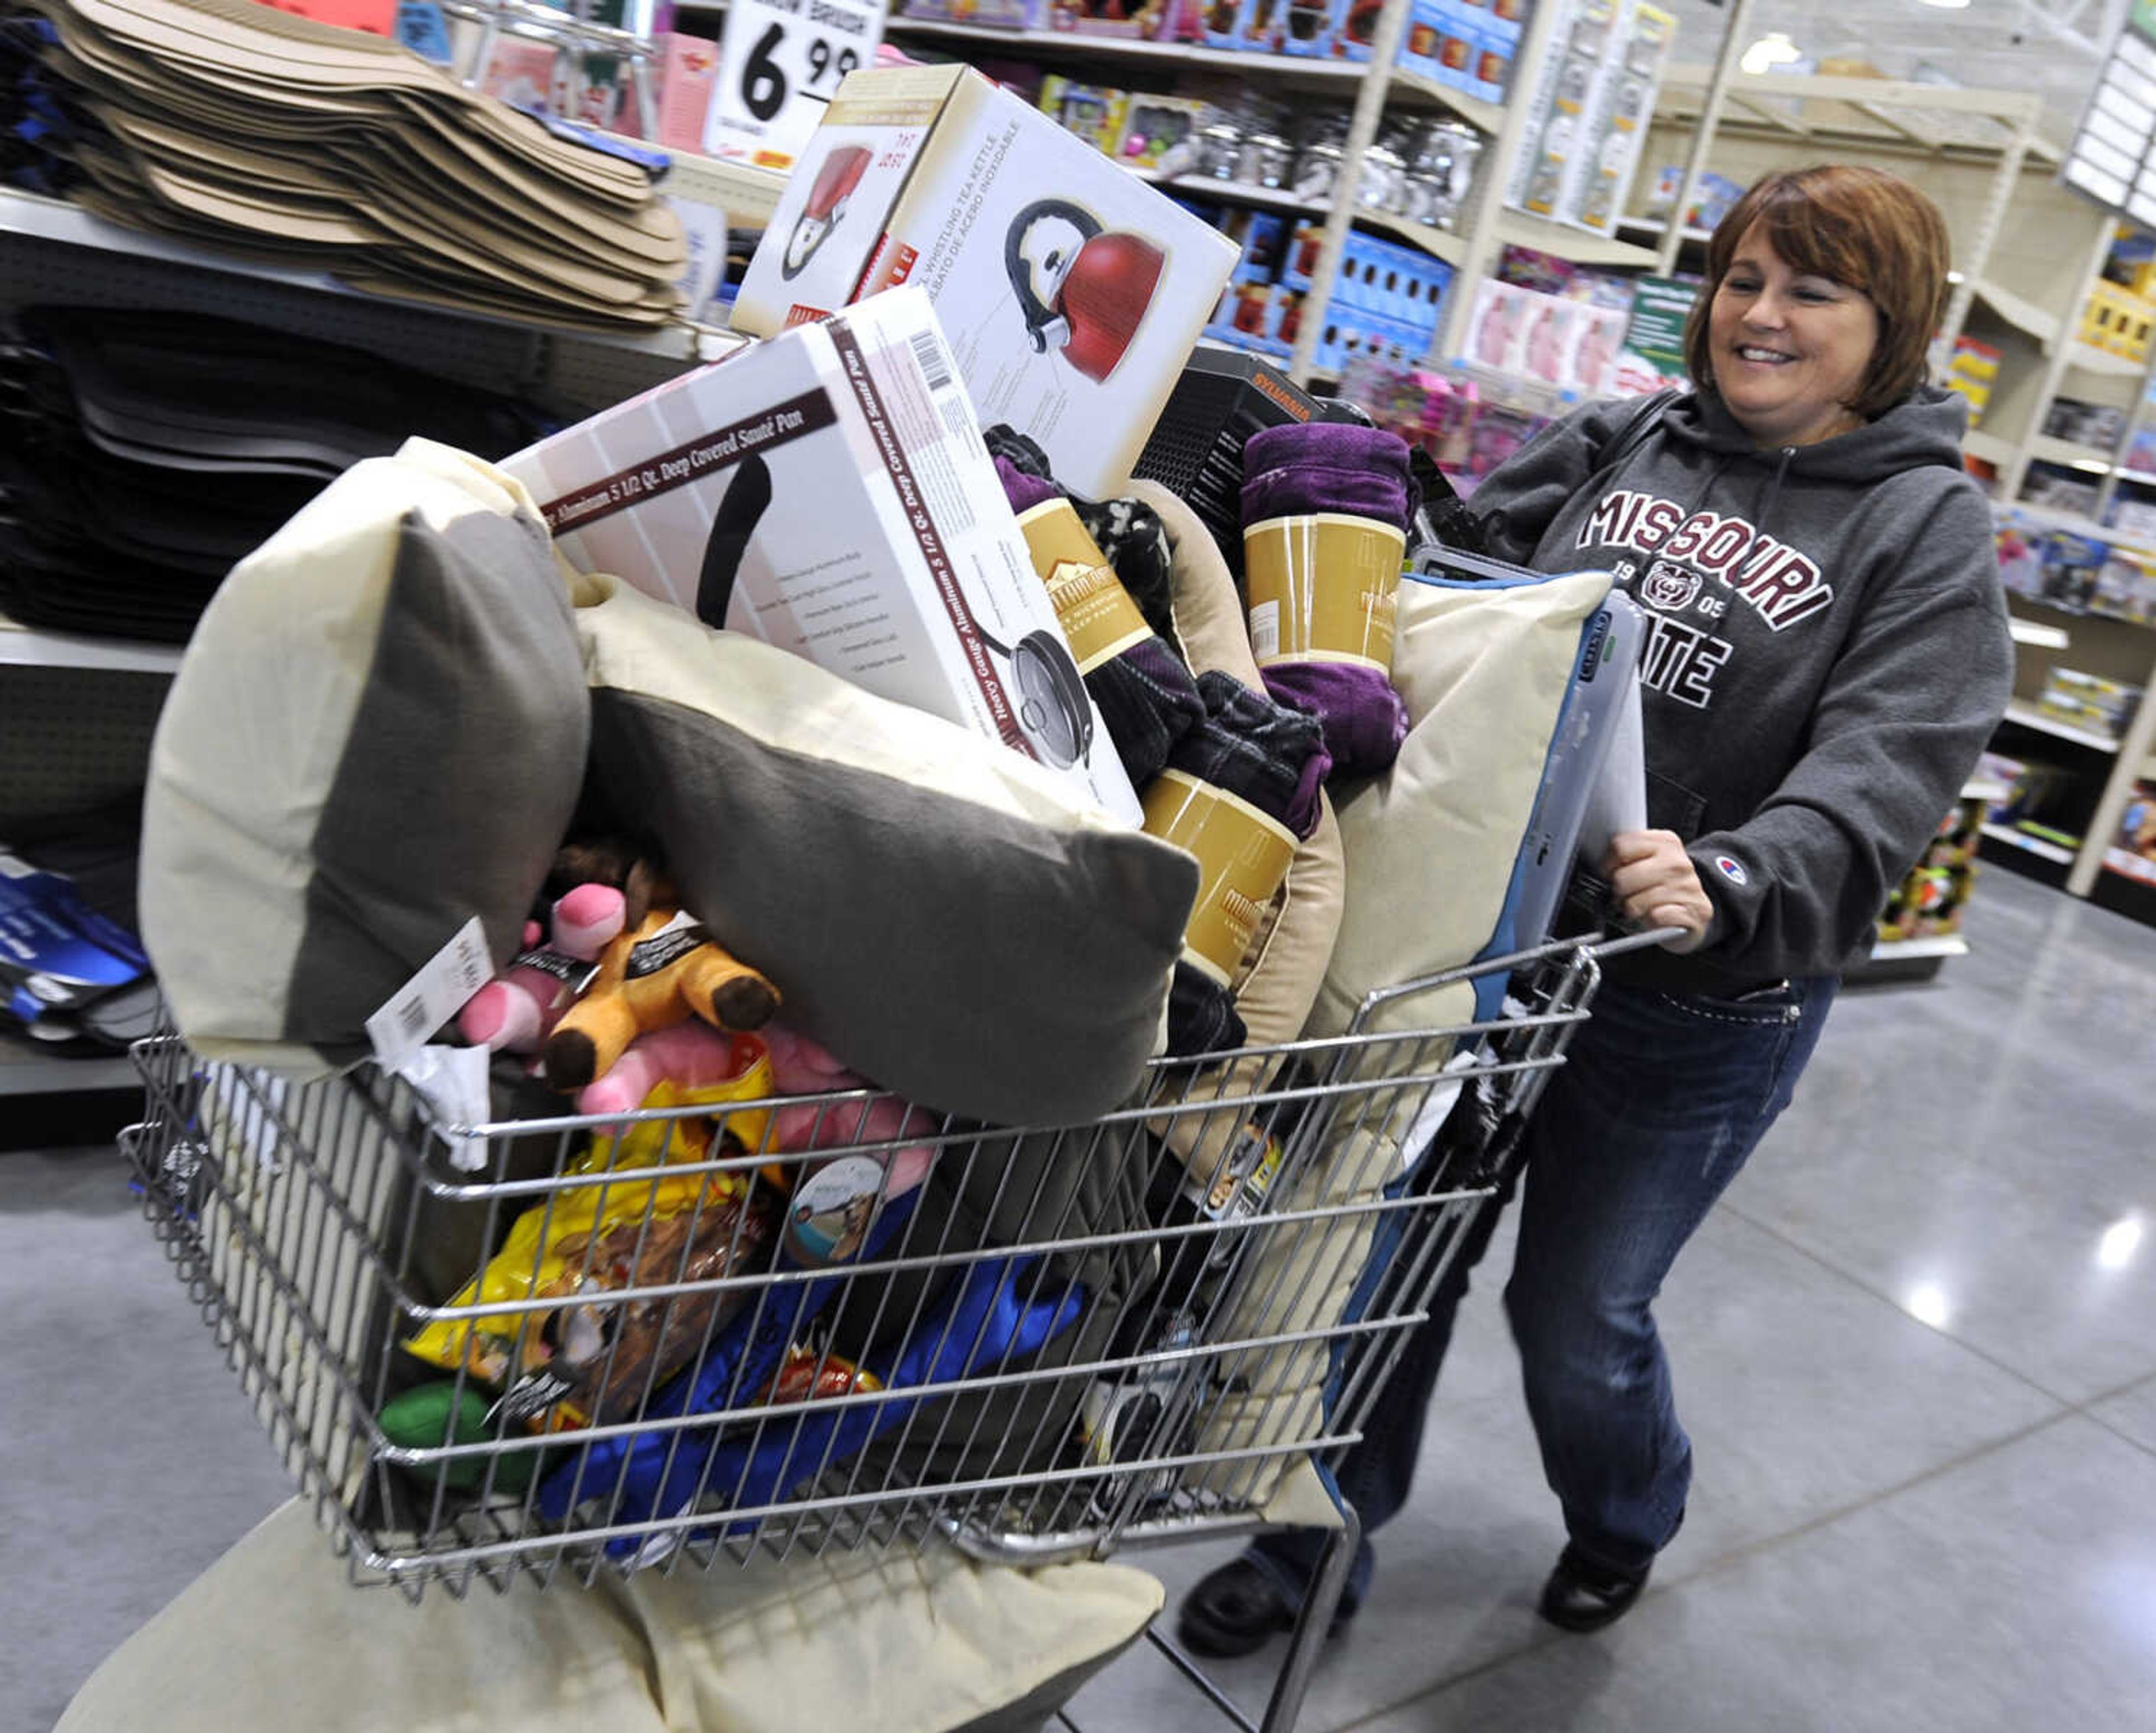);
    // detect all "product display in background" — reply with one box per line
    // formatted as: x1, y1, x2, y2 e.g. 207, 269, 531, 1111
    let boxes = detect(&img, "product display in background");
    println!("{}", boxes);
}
0, 820, 154, 1051
1642, 163, 1741, 231
2036, 665, 2141, 743
0, 305, 551, 643
1396, 0, 1530, 103
732, 62, 1236, 499
2079, 276, 2155, 363
504, 286, 1143, 823
1566, 0, 1671, 235
2042, 395, 2129, 452
12, 0, 686, 328
1876, 793, 1986, 943
1994, 505, 2156, 626
1942, 336, 2000, 427
2112, 779, 2156, 882
1615, 271, 1698, 393
1974, 748, 2084, 855
704, 0, 885, 172
1506, 0, 1673, 235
